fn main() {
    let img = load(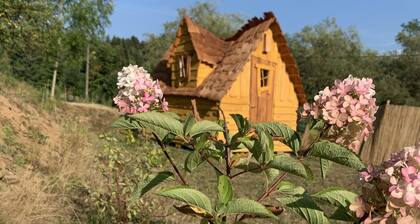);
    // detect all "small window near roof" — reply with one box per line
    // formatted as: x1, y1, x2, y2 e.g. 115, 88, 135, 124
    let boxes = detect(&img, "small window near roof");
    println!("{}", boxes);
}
177, 55, 191, 86
260, 69, 269, 87
263, 33, 270, 53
